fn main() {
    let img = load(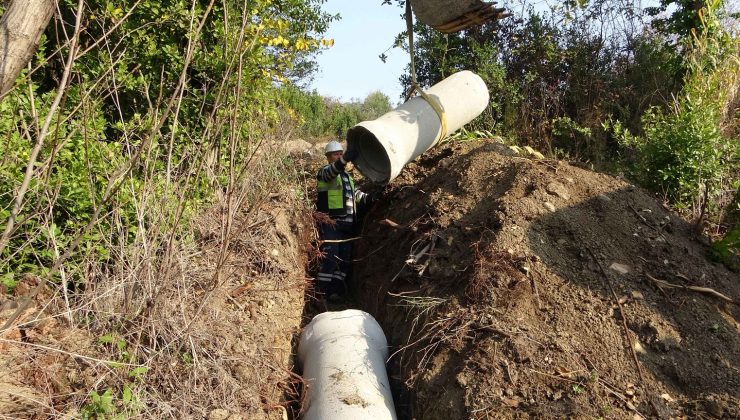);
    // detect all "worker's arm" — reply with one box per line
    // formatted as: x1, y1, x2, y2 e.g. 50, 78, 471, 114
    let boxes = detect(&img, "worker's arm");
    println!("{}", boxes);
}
317, 159, 346, 182
355, 189, 381, 205
354, 188, 369, 204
